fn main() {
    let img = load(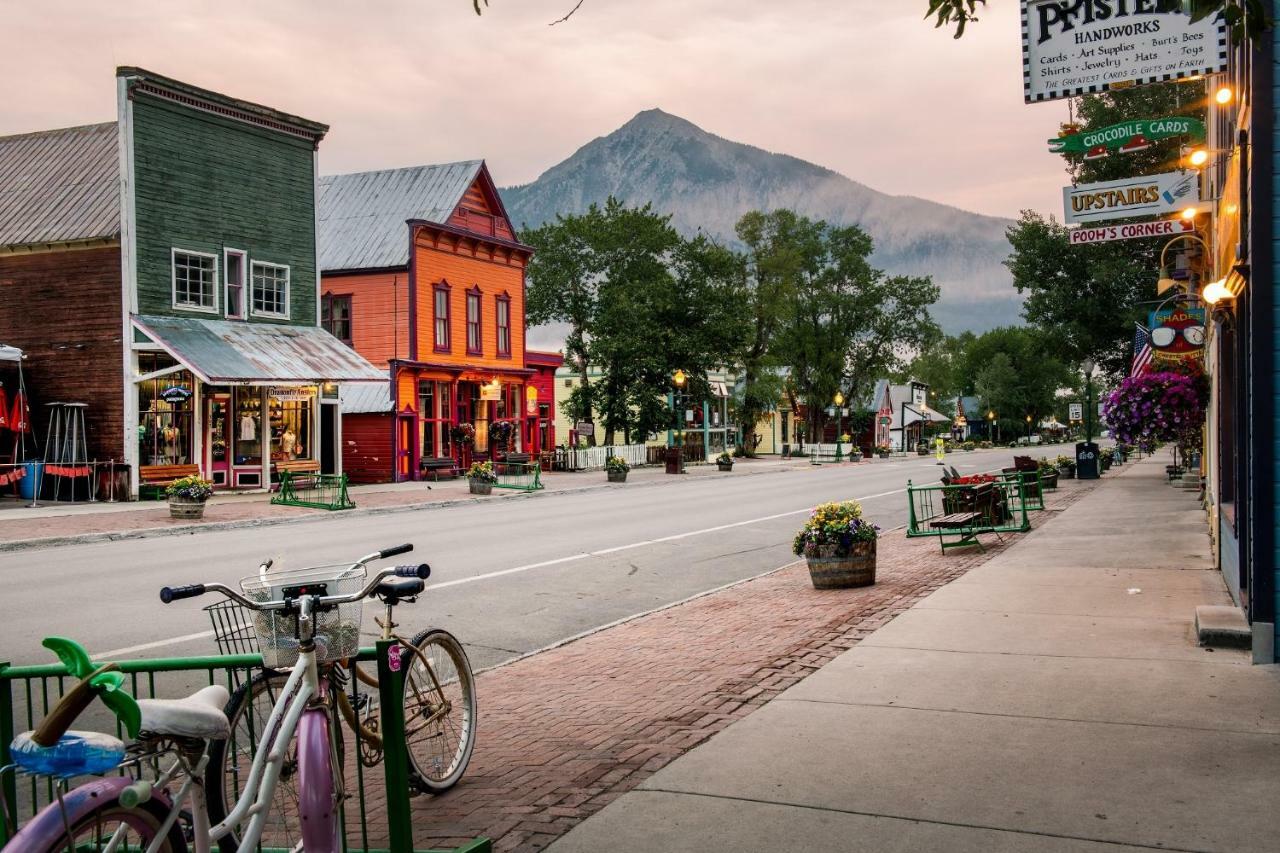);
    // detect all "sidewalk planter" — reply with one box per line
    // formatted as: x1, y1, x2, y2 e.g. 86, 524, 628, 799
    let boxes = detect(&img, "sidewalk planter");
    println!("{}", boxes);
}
469, 481, 493, 495
165, 475, 213, 521
607, 469, 628, 483
717, 462, 733, 472
168, 494, 207, 520
605, 455, 631, 483
805, 541, 876, 589
465, 461, 496, 495
1057, 464, 1076, 479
